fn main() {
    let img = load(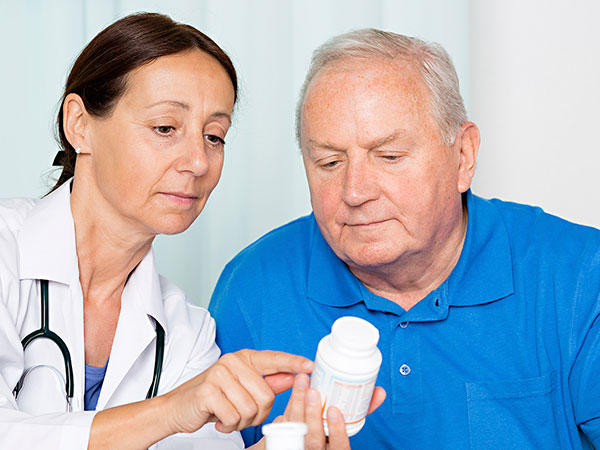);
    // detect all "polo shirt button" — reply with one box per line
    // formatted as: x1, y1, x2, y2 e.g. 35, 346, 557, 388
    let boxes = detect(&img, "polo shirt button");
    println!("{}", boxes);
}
400, 321, 409, 328
399, 364, 411, 376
